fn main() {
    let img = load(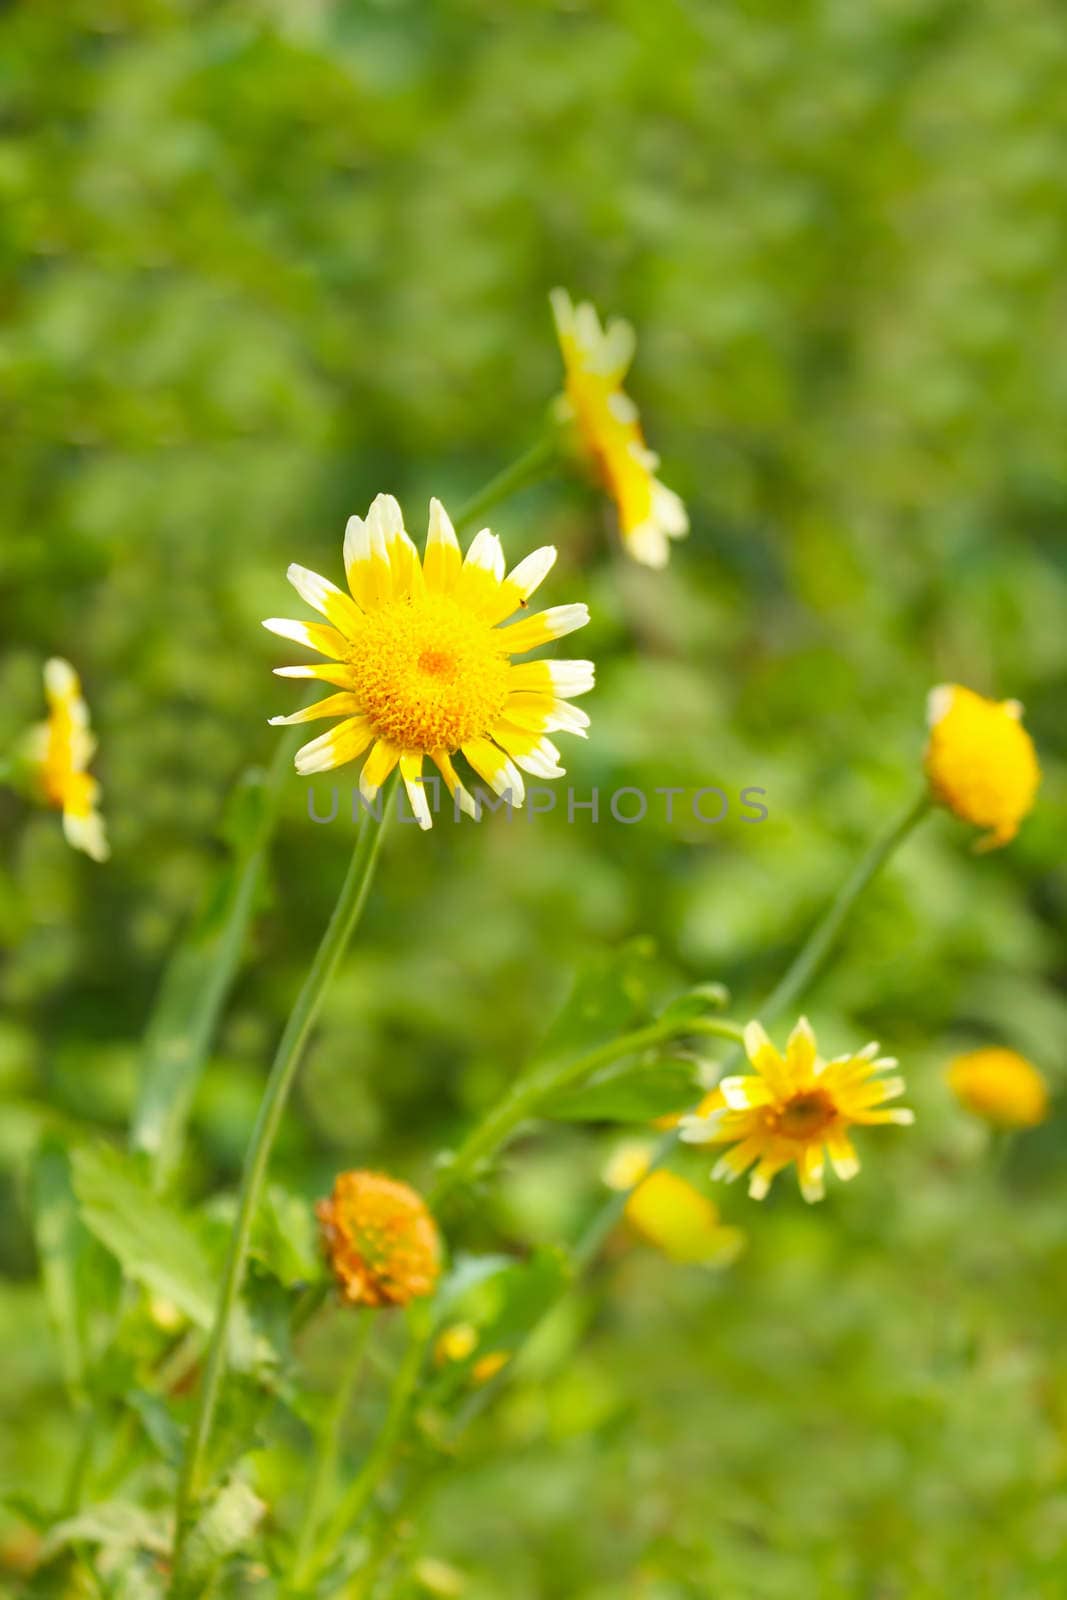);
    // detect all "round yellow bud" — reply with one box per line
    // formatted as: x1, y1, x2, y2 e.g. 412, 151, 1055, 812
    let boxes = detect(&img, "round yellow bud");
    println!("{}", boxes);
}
947, 1048, 1050, 1129
924, 684, 1040, 850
